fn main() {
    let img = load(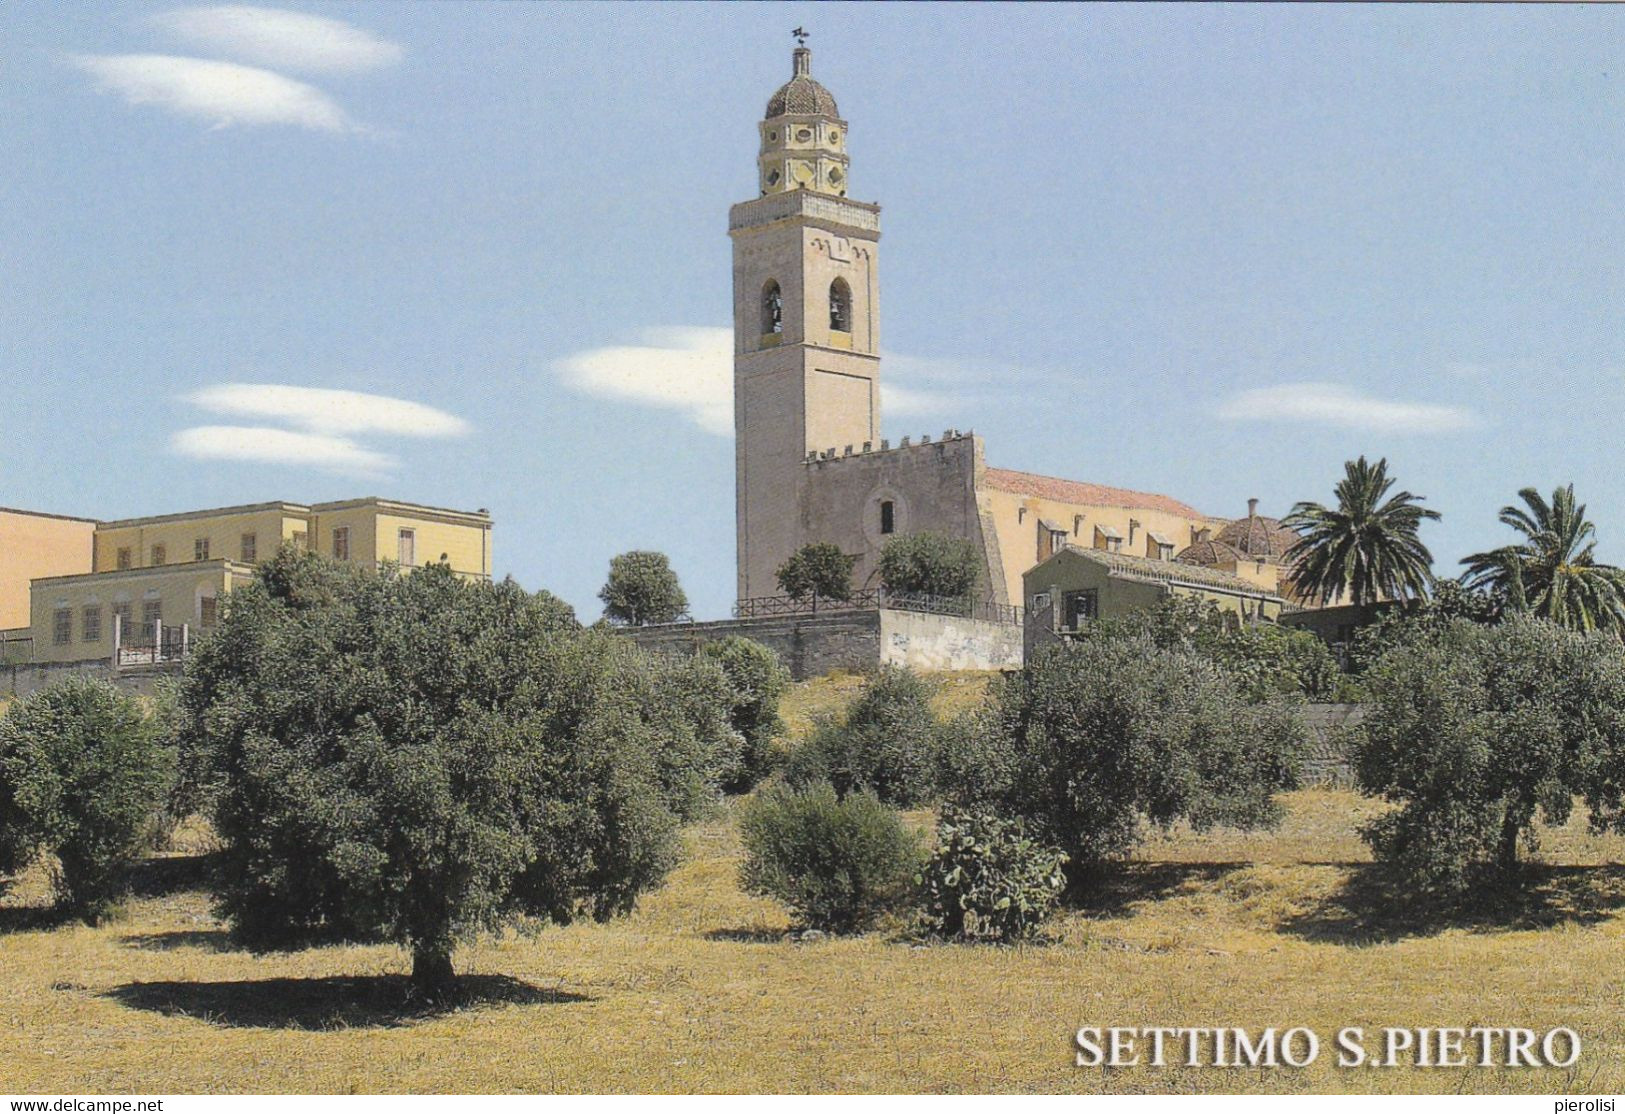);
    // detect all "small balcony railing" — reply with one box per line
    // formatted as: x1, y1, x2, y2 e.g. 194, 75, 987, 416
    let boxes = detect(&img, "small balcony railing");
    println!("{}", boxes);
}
114, 621, 189, 669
